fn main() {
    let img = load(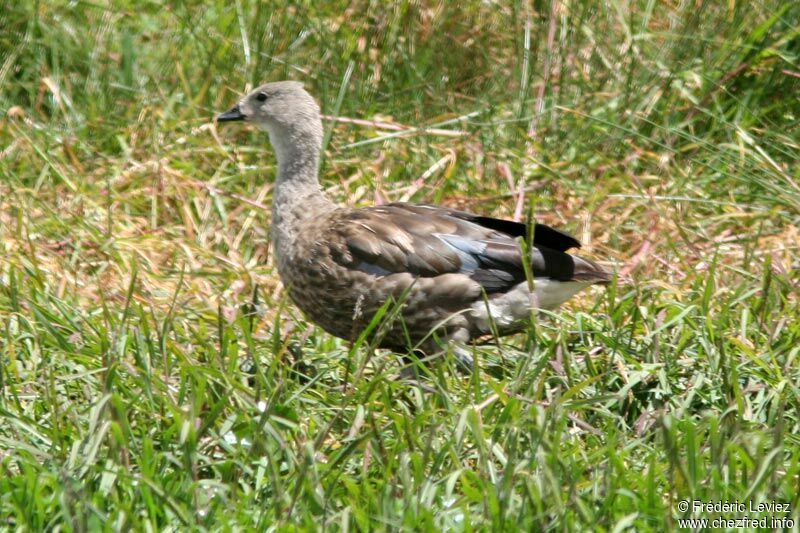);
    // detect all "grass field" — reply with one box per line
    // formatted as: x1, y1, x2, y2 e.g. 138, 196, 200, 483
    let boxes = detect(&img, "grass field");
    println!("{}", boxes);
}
1, 0, 799, 530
